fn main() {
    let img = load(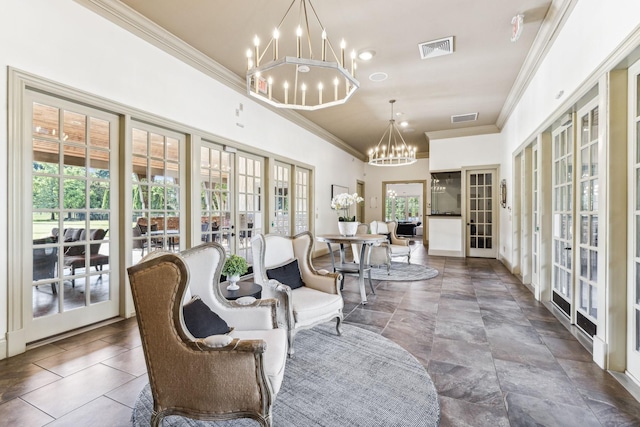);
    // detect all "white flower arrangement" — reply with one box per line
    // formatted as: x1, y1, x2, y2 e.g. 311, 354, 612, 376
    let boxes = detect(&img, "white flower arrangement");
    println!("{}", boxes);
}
331, 192, 364, 222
